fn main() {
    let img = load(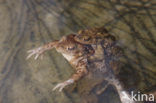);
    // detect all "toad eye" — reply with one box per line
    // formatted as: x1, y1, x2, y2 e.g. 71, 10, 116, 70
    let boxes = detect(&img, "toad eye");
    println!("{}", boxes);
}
76, 35, 83, 39
67, 46, 76, 50
83, 36, 91, 41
